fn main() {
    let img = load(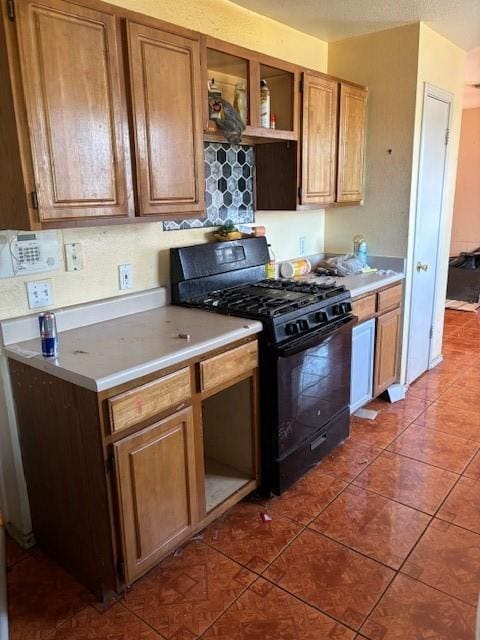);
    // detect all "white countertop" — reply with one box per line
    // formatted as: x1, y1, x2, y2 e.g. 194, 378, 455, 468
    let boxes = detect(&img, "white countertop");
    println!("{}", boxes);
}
5, 306, 262, 392
302, 270, 404, 299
